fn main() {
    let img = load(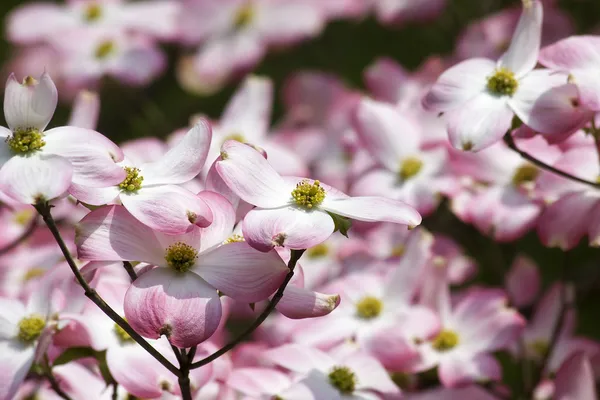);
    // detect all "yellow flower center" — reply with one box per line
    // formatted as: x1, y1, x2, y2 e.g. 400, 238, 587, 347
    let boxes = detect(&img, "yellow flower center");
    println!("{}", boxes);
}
7, 128, 45, 154
223, 133, 246, 144
291, 180, 326, 209
328, 366, 357, 395
95, 40, 116, 60
84, 3, 103, 22
355, 296, 383, 319
487, 68, 518, 96
431, 329, 459, 352
114, 322, 134, 344
390, 244, 405, 258
165, 242, 198, 273
23, 268, 46, 281
399, 157, 423, 181
13, 209, 34, 225
233, 3, 255, 29
119, 167, 144, 192
512, 164, 539, 186
223, 234, 245, 244
530, 339, 549, 357
18, 314, 46, 343
307, 243, 329, 259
